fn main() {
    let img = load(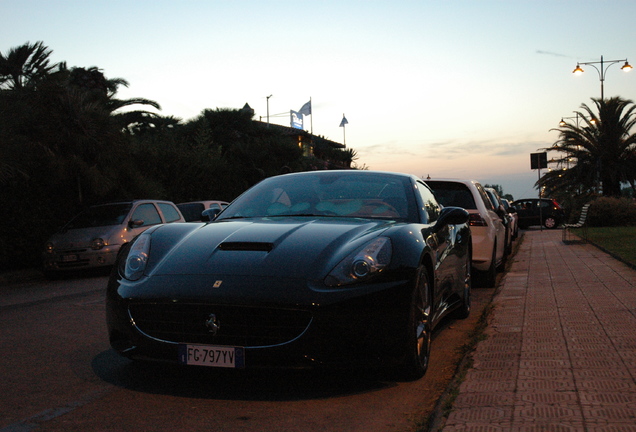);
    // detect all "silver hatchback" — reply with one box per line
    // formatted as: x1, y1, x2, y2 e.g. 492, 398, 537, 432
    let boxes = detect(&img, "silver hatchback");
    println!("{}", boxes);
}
43, 200, 184, 274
